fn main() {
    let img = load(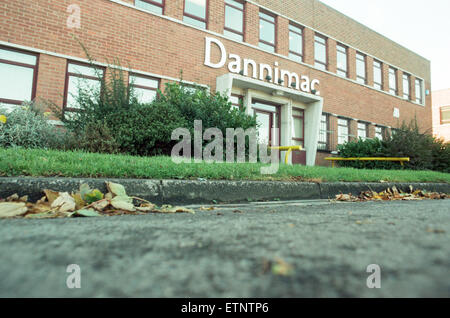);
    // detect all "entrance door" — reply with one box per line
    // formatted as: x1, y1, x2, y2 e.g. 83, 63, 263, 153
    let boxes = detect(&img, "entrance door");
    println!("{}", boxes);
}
252, 100, 280, 146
